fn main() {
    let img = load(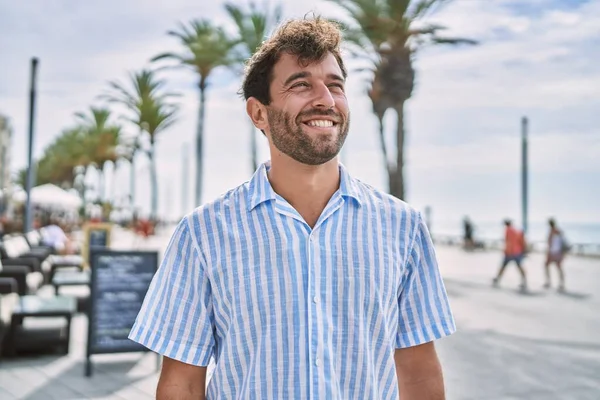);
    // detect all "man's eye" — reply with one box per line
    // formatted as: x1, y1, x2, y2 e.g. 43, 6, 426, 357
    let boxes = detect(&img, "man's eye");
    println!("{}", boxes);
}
328, 84, 345, 91
291, 82, 309, 88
